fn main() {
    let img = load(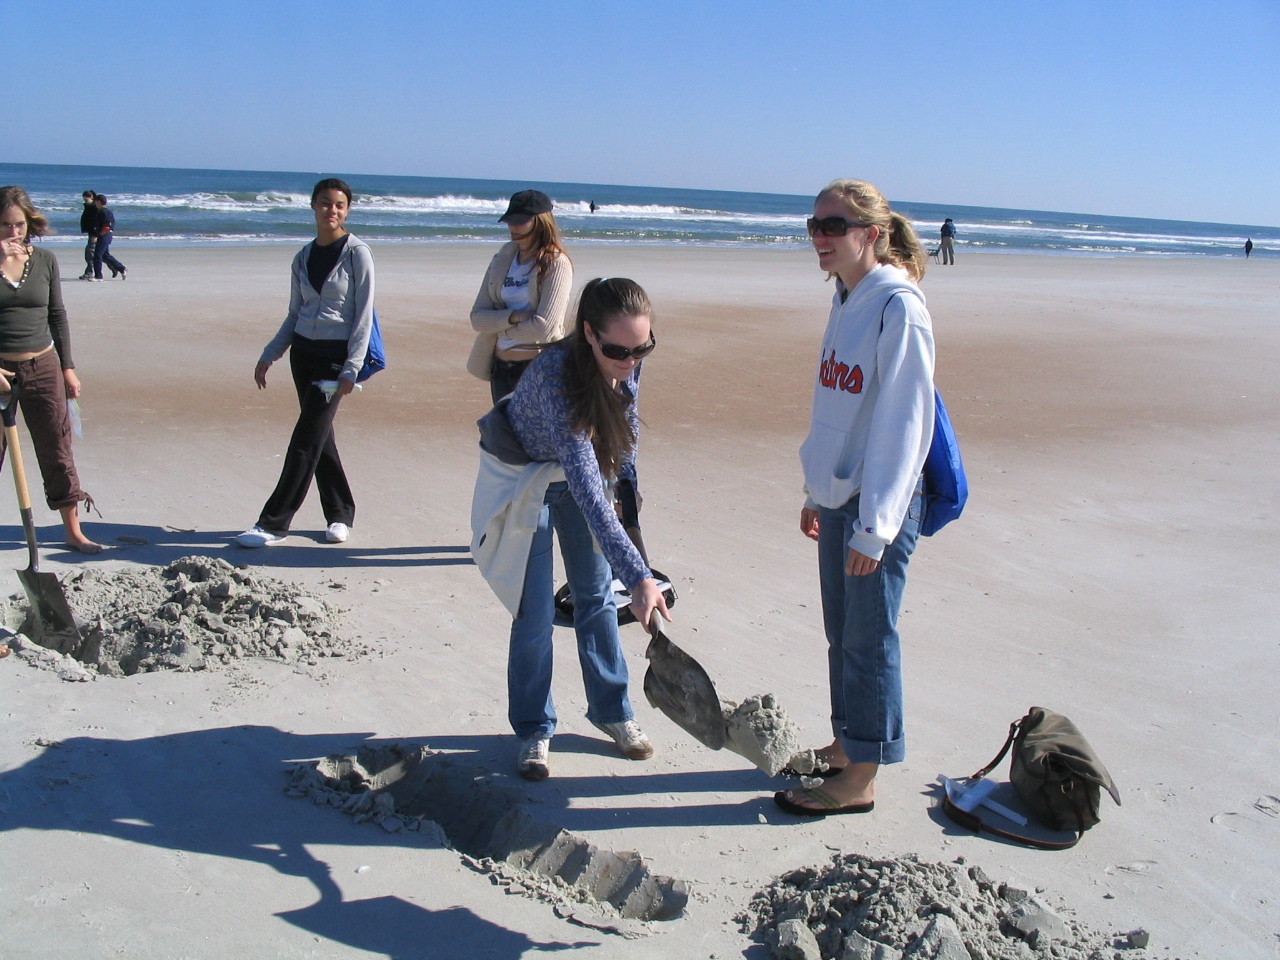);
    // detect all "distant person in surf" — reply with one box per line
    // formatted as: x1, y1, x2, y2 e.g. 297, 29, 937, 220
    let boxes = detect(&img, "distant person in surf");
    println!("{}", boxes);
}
236, 177, 374, 549
467, 189, 572, 404
774, 179, 935, 818
589, 200, 598, 213
1244, 238, 1253, 258
939, 218, 956, 265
